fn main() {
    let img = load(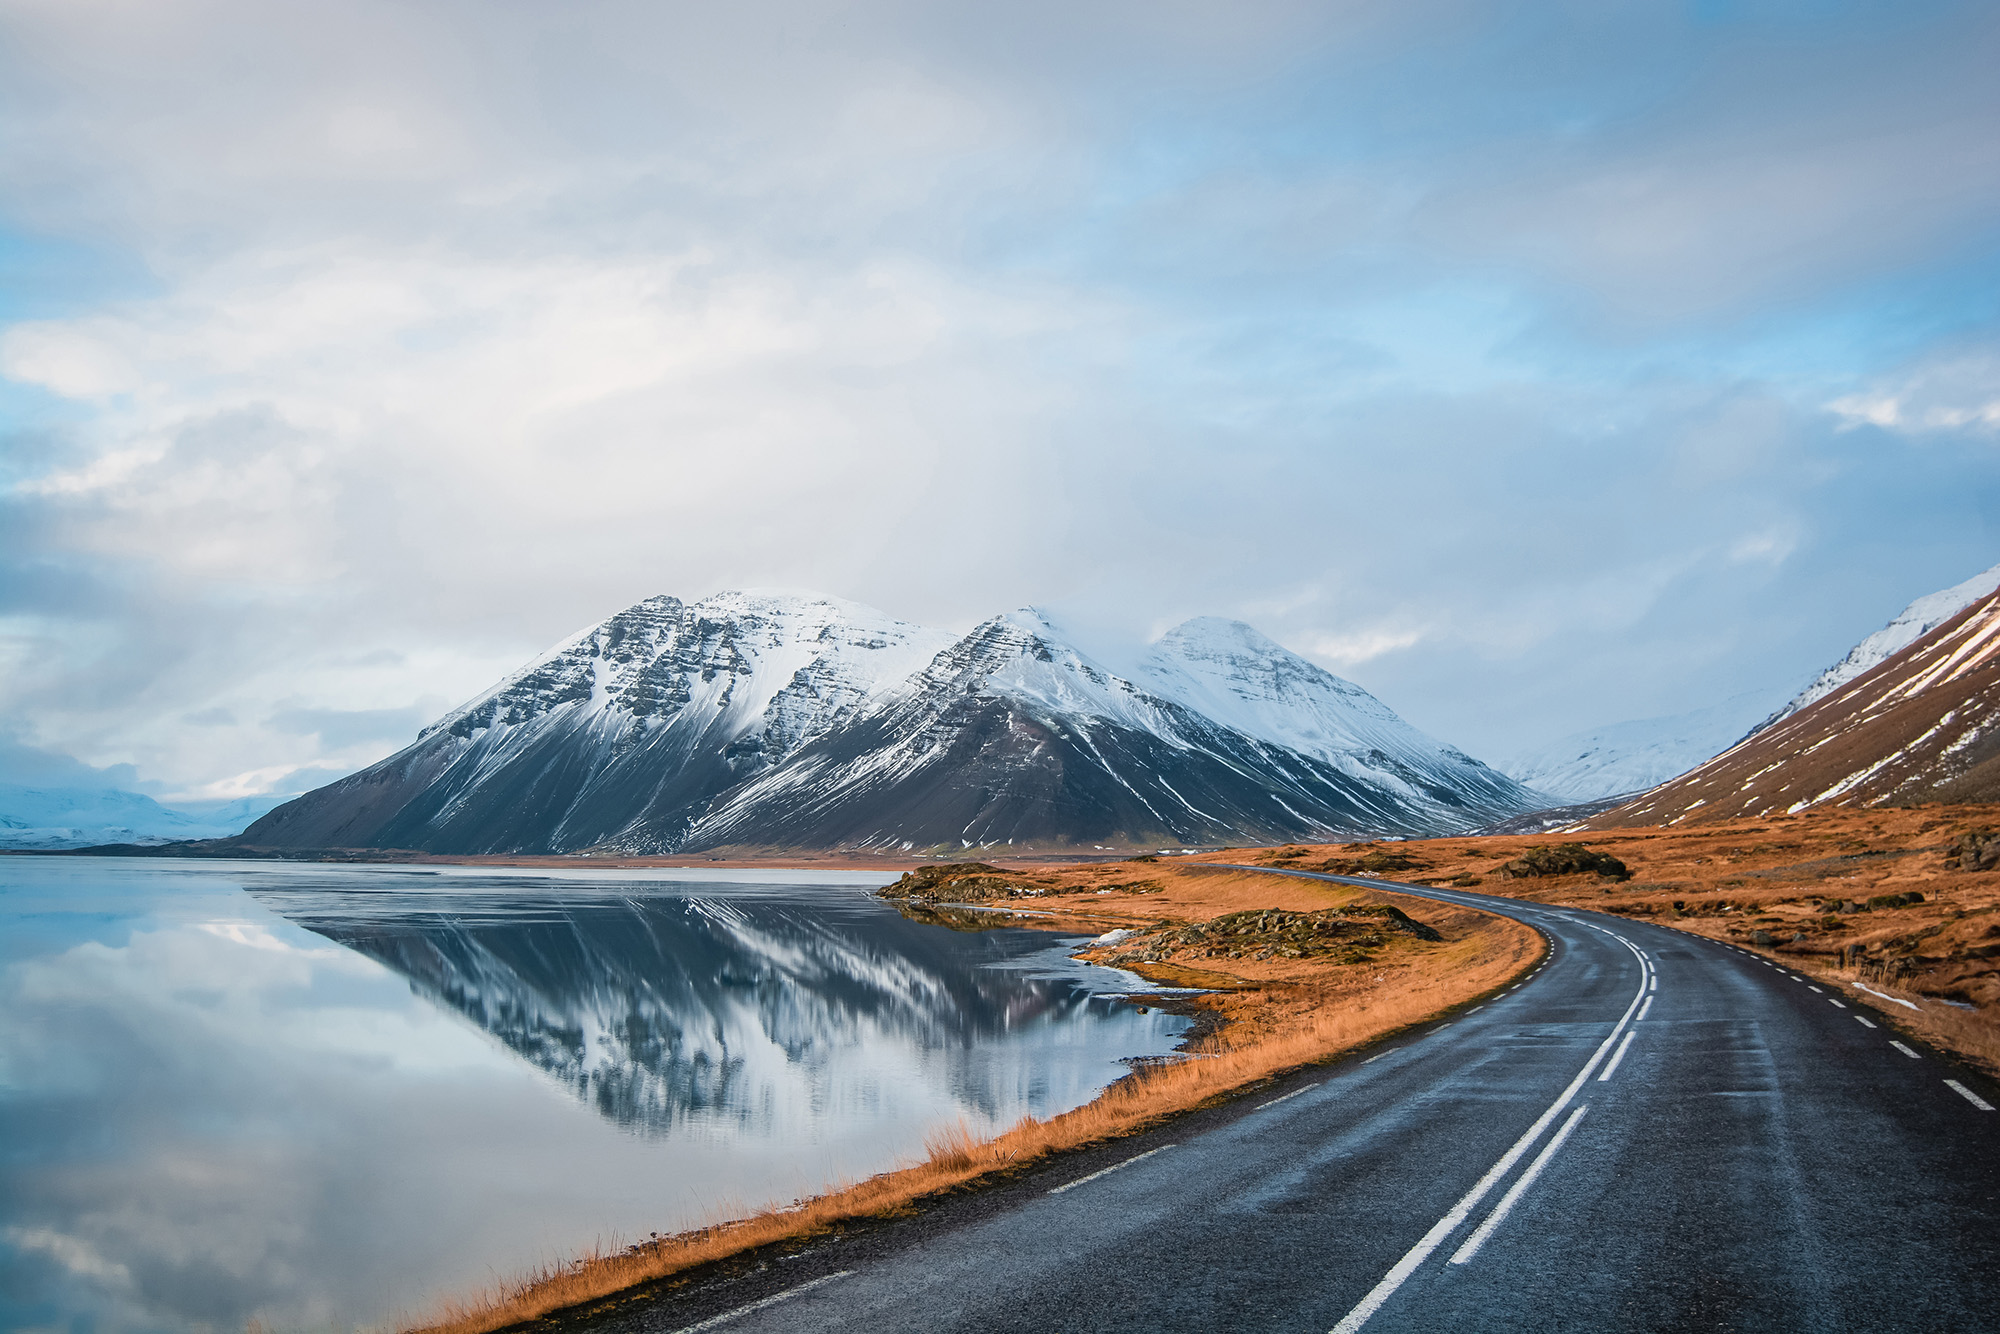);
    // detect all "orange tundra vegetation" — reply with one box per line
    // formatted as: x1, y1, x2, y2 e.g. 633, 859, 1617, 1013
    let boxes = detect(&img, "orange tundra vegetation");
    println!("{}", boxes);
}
402, 862, 1540, 1334
1204, 805, 2000, 1072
